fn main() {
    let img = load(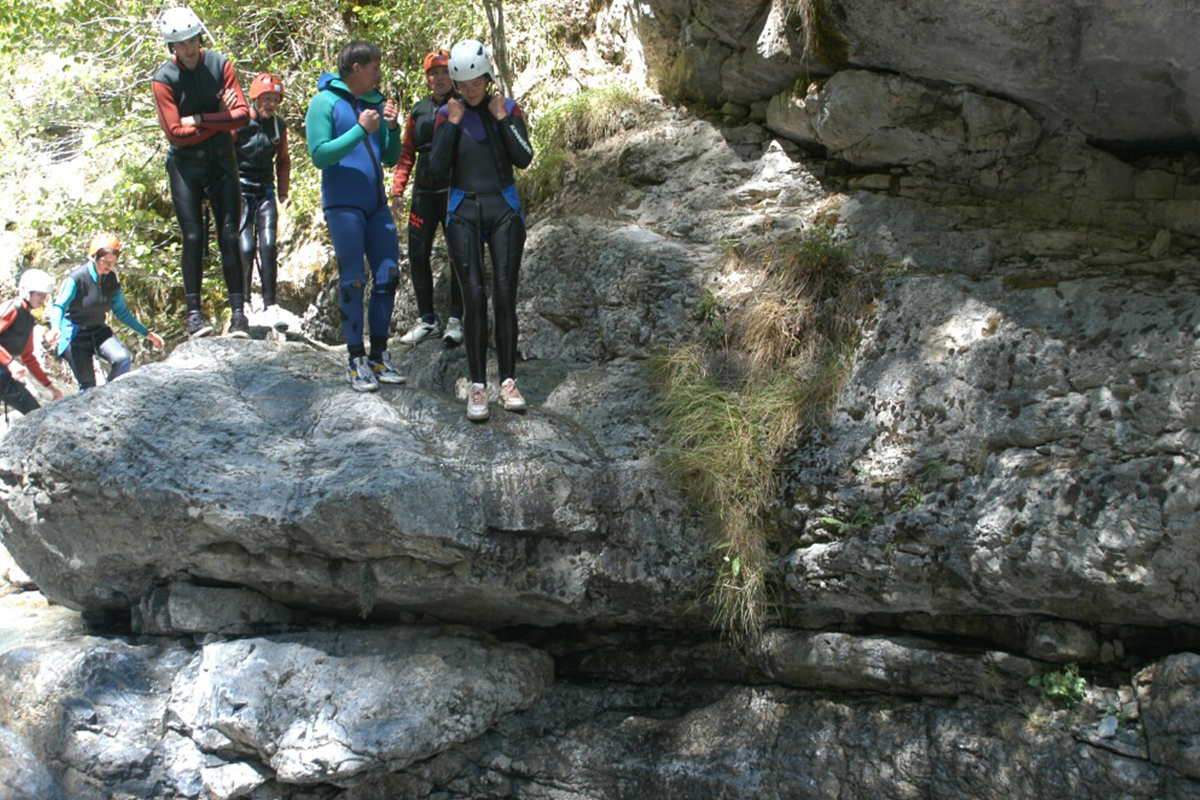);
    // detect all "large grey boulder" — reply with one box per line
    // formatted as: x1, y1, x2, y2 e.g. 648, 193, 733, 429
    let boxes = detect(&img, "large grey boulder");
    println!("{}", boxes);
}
0, 626, 551, 797
826, 0, 1200, 144
168, 628, 553, 786
0, 338, 706, 628
767, 70, 1041, 170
